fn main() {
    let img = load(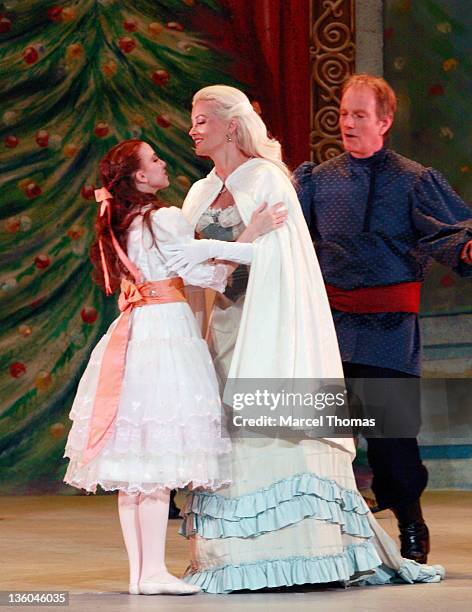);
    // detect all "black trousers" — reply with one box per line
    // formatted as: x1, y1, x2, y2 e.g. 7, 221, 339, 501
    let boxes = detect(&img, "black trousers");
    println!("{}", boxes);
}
342, 362, 428, 510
